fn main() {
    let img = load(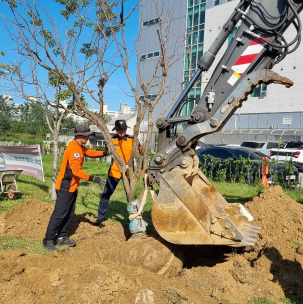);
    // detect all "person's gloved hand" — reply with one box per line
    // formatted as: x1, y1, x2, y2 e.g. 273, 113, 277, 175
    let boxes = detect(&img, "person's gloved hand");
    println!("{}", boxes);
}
93, 177, 102, 184
88, 176, 105, 185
